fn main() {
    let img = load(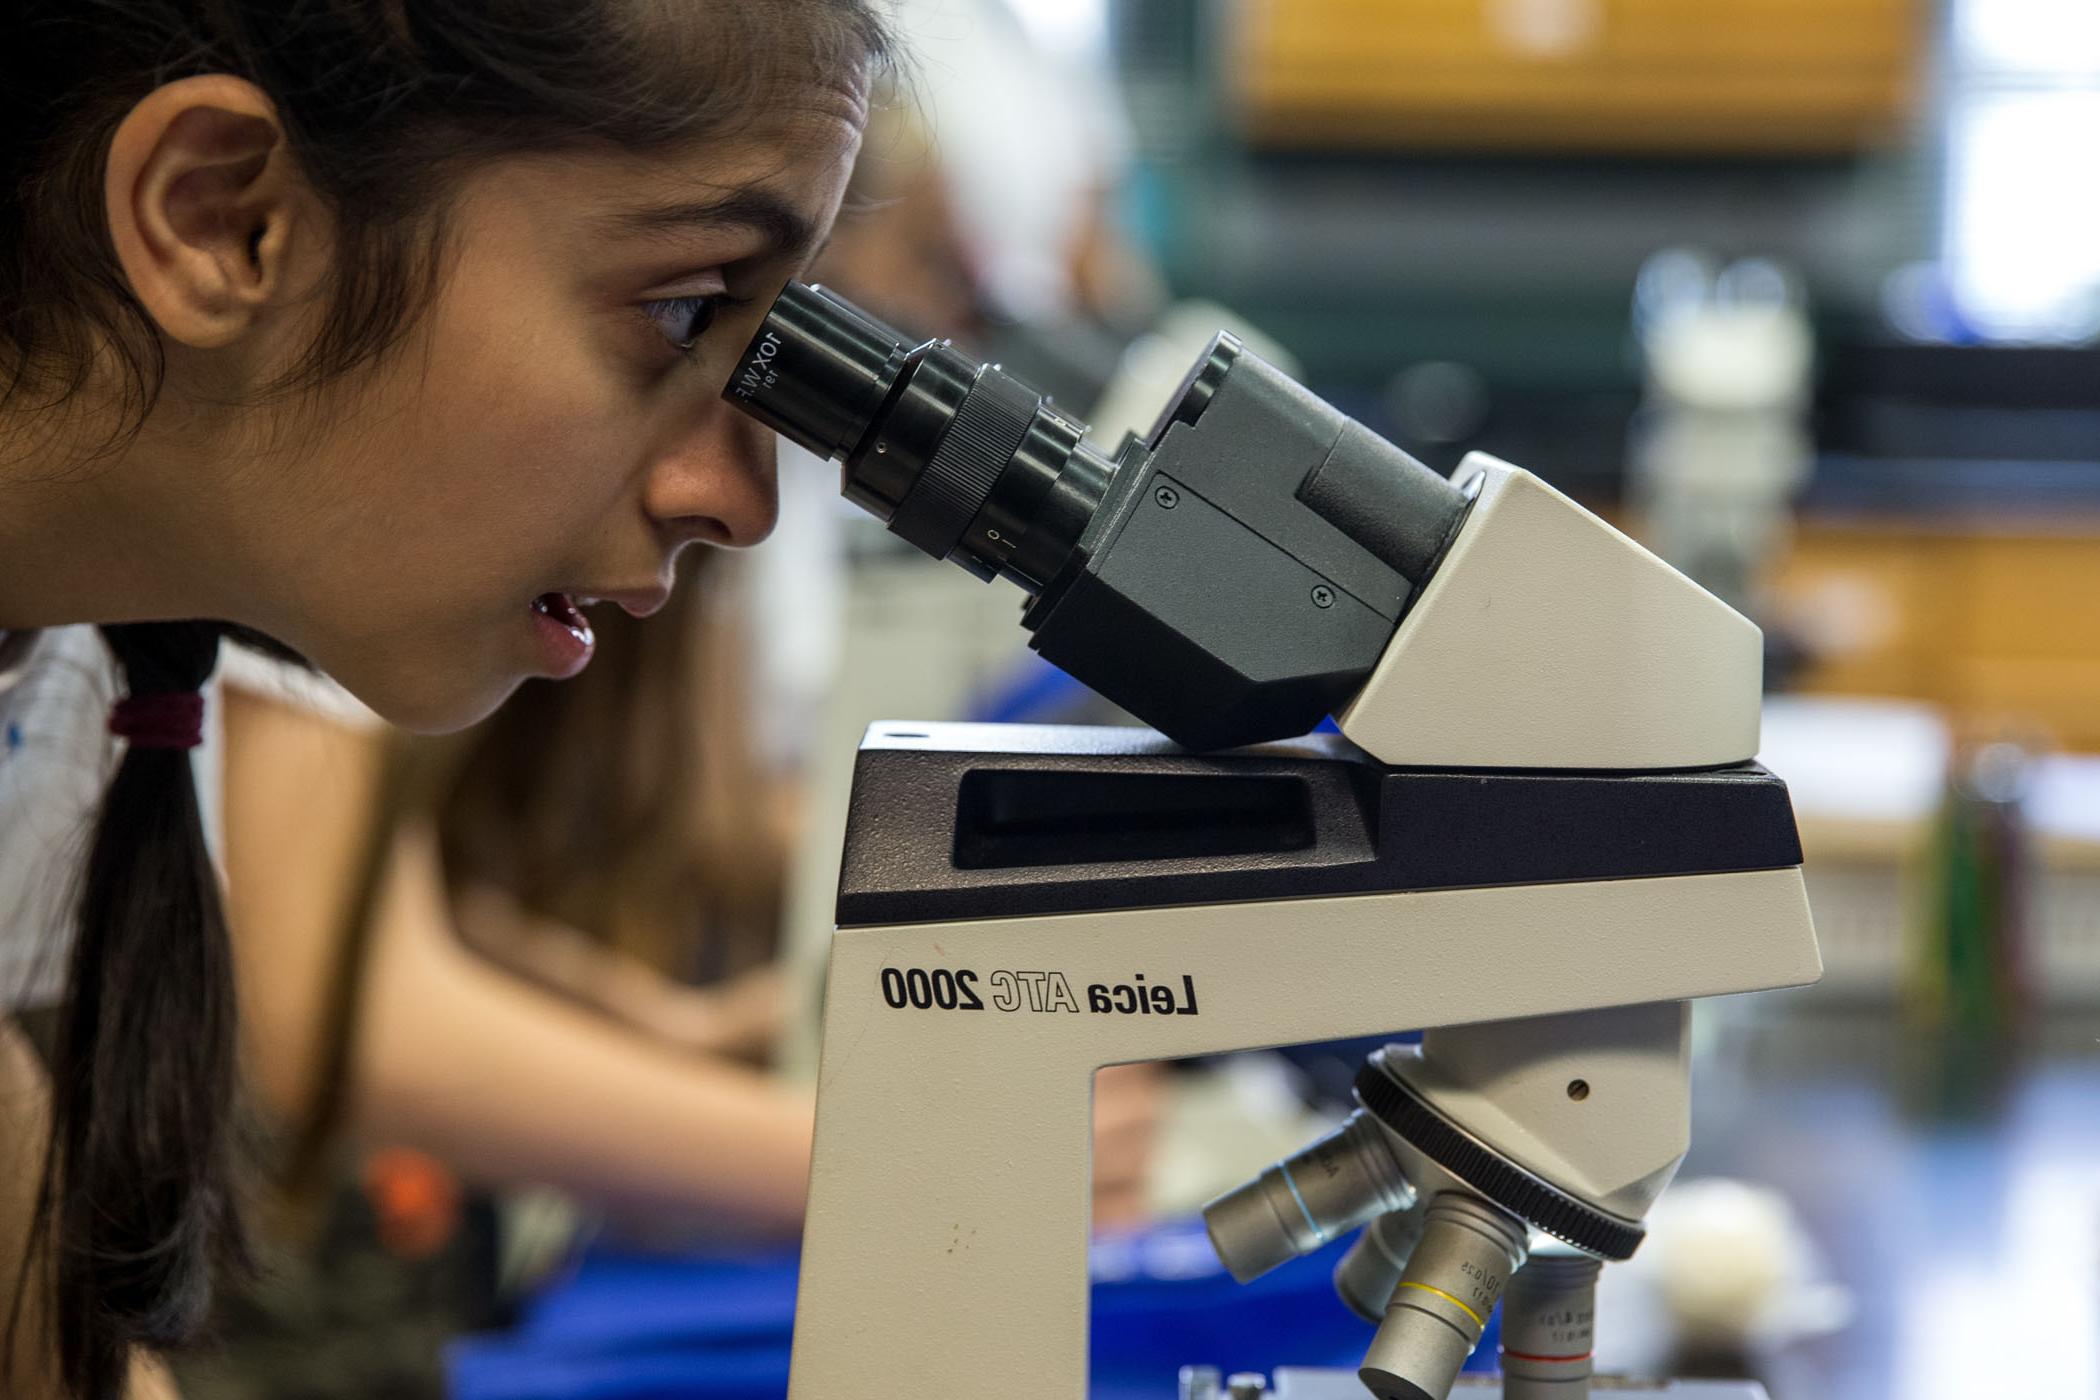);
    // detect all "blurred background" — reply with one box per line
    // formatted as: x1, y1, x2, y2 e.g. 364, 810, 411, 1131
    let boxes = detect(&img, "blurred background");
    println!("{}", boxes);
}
197, 3, 2100, 1398
746, 5, 2100, 1386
